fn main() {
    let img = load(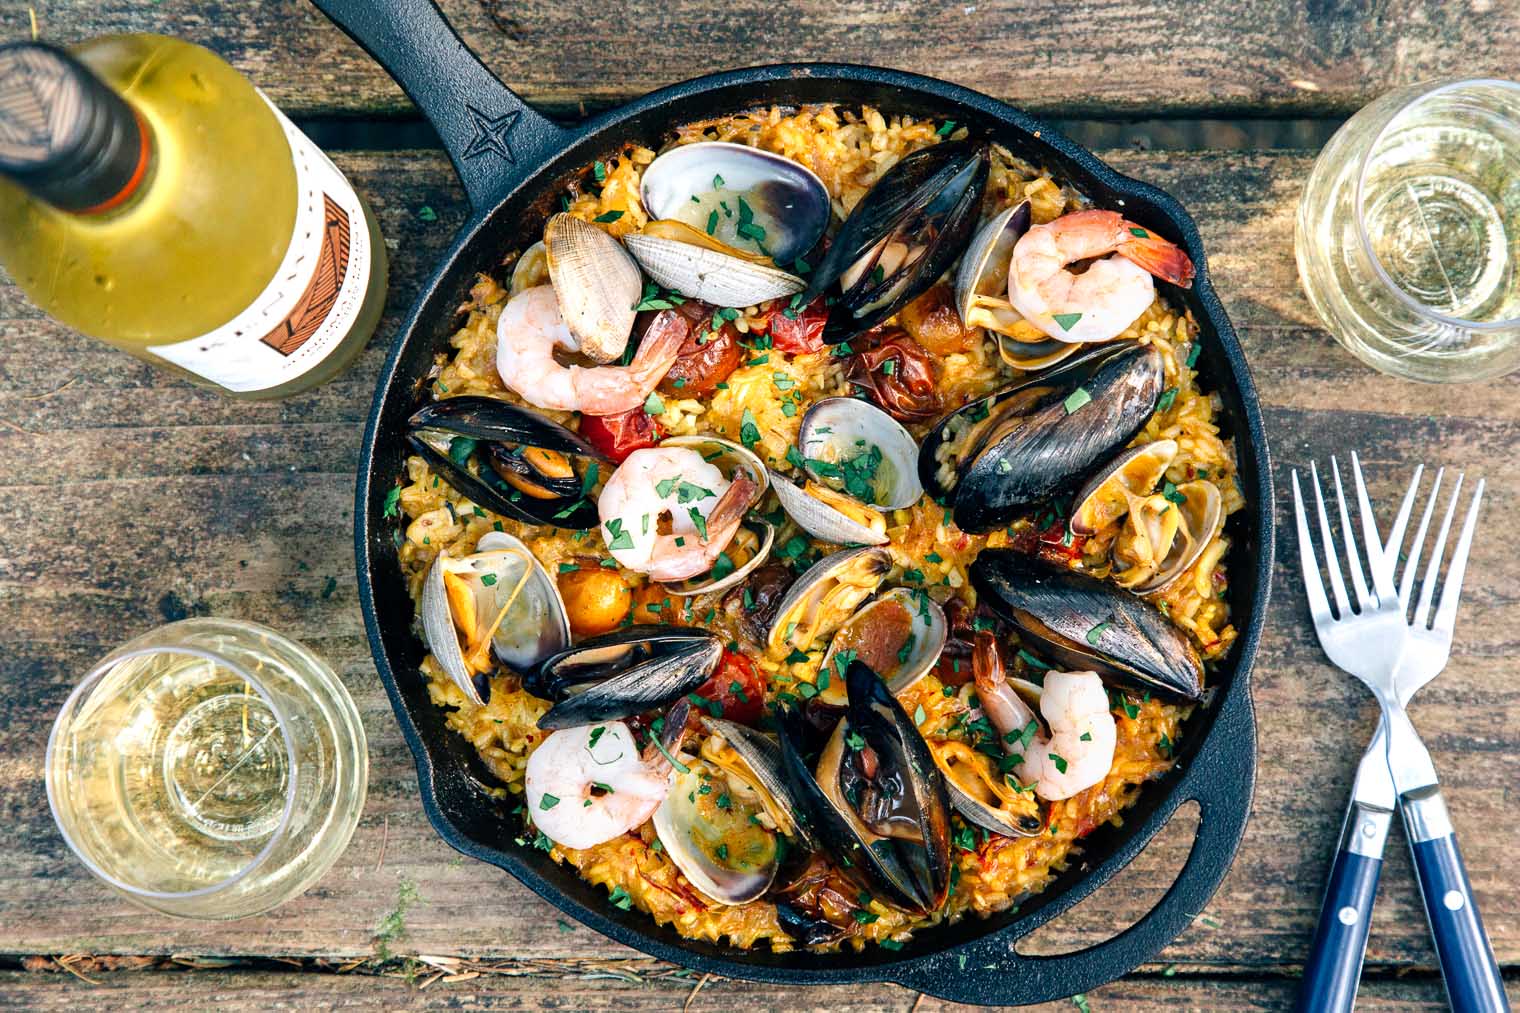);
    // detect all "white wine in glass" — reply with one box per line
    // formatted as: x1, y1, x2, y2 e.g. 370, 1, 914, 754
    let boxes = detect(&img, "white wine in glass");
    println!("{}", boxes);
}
1296, 79, 1520, 382
46, 618, 367, 919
